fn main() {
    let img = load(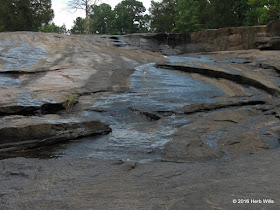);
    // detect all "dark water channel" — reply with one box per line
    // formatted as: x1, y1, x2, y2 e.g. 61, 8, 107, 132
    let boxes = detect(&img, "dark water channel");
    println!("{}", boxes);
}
51, 58, 226, 162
